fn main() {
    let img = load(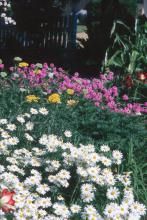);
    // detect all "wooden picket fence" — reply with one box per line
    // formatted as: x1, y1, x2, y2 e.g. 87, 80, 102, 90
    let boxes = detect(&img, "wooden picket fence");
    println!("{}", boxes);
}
0, 16, 71, 50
